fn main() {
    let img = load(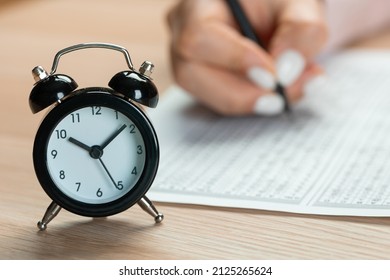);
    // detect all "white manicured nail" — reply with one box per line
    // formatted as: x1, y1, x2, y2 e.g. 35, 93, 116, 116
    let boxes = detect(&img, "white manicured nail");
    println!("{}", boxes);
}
247, 67, 276, 90
276, 49, 306, 87
253, 94, 284, 116
303, 75, 328, 95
